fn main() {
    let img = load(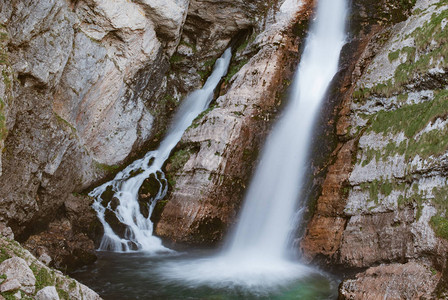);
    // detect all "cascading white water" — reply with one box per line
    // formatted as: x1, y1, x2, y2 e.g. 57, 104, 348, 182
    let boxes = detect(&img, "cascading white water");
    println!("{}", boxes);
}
158, 0, 347, 288
225, 0, 347, 261
90, 48, 232, 252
